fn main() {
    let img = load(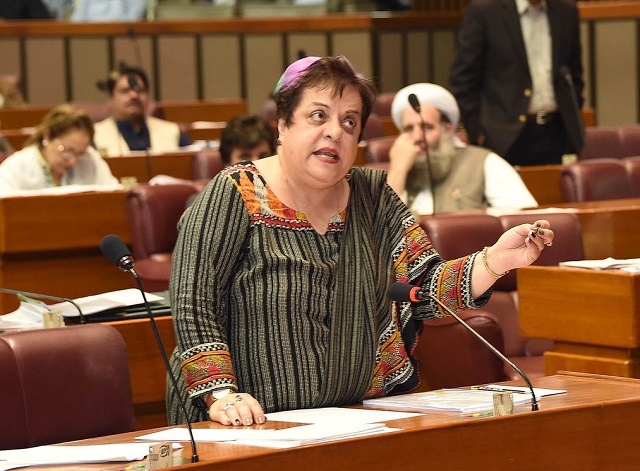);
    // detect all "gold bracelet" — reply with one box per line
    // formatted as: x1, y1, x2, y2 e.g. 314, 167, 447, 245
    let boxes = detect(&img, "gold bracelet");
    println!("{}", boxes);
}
481, 246, 509, 279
